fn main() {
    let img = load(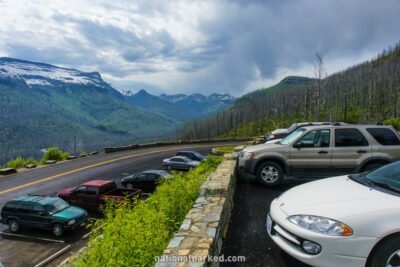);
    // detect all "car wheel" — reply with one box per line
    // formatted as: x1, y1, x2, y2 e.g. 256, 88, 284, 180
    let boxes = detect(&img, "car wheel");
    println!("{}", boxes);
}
367, 235, 400, 267
8, 219, 20, 233
362, 162, 384, 172
167, 165, 172, 171
52, 223, 65, 237
256, 161, 284, 186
